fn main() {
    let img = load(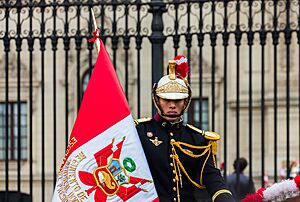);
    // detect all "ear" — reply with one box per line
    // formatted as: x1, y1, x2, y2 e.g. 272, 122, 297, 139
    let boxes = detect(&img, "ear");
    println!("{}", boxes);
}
183, 98, 189, 107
